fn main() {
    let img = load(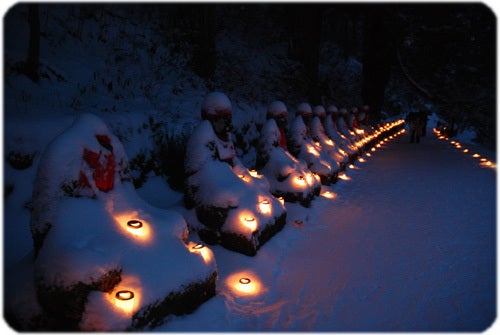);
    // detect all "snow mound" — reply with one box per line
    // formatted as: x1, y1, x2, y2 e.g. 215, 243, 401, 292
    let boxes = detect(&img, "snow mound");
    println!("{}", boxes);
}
30, 113, 217, 330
